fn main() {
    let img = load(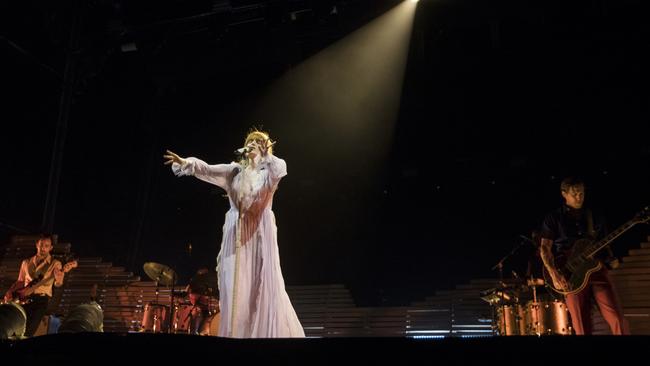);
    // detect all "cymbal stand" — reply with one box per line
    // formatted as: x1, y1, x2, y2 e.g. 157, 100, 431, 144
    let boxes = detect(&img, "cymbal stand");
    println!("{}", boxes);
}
154, 278, 160, 304
490, 240, 527, 335
153, 278, 161, 332
168, 273, 177, 334
528, 277, 547, 336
